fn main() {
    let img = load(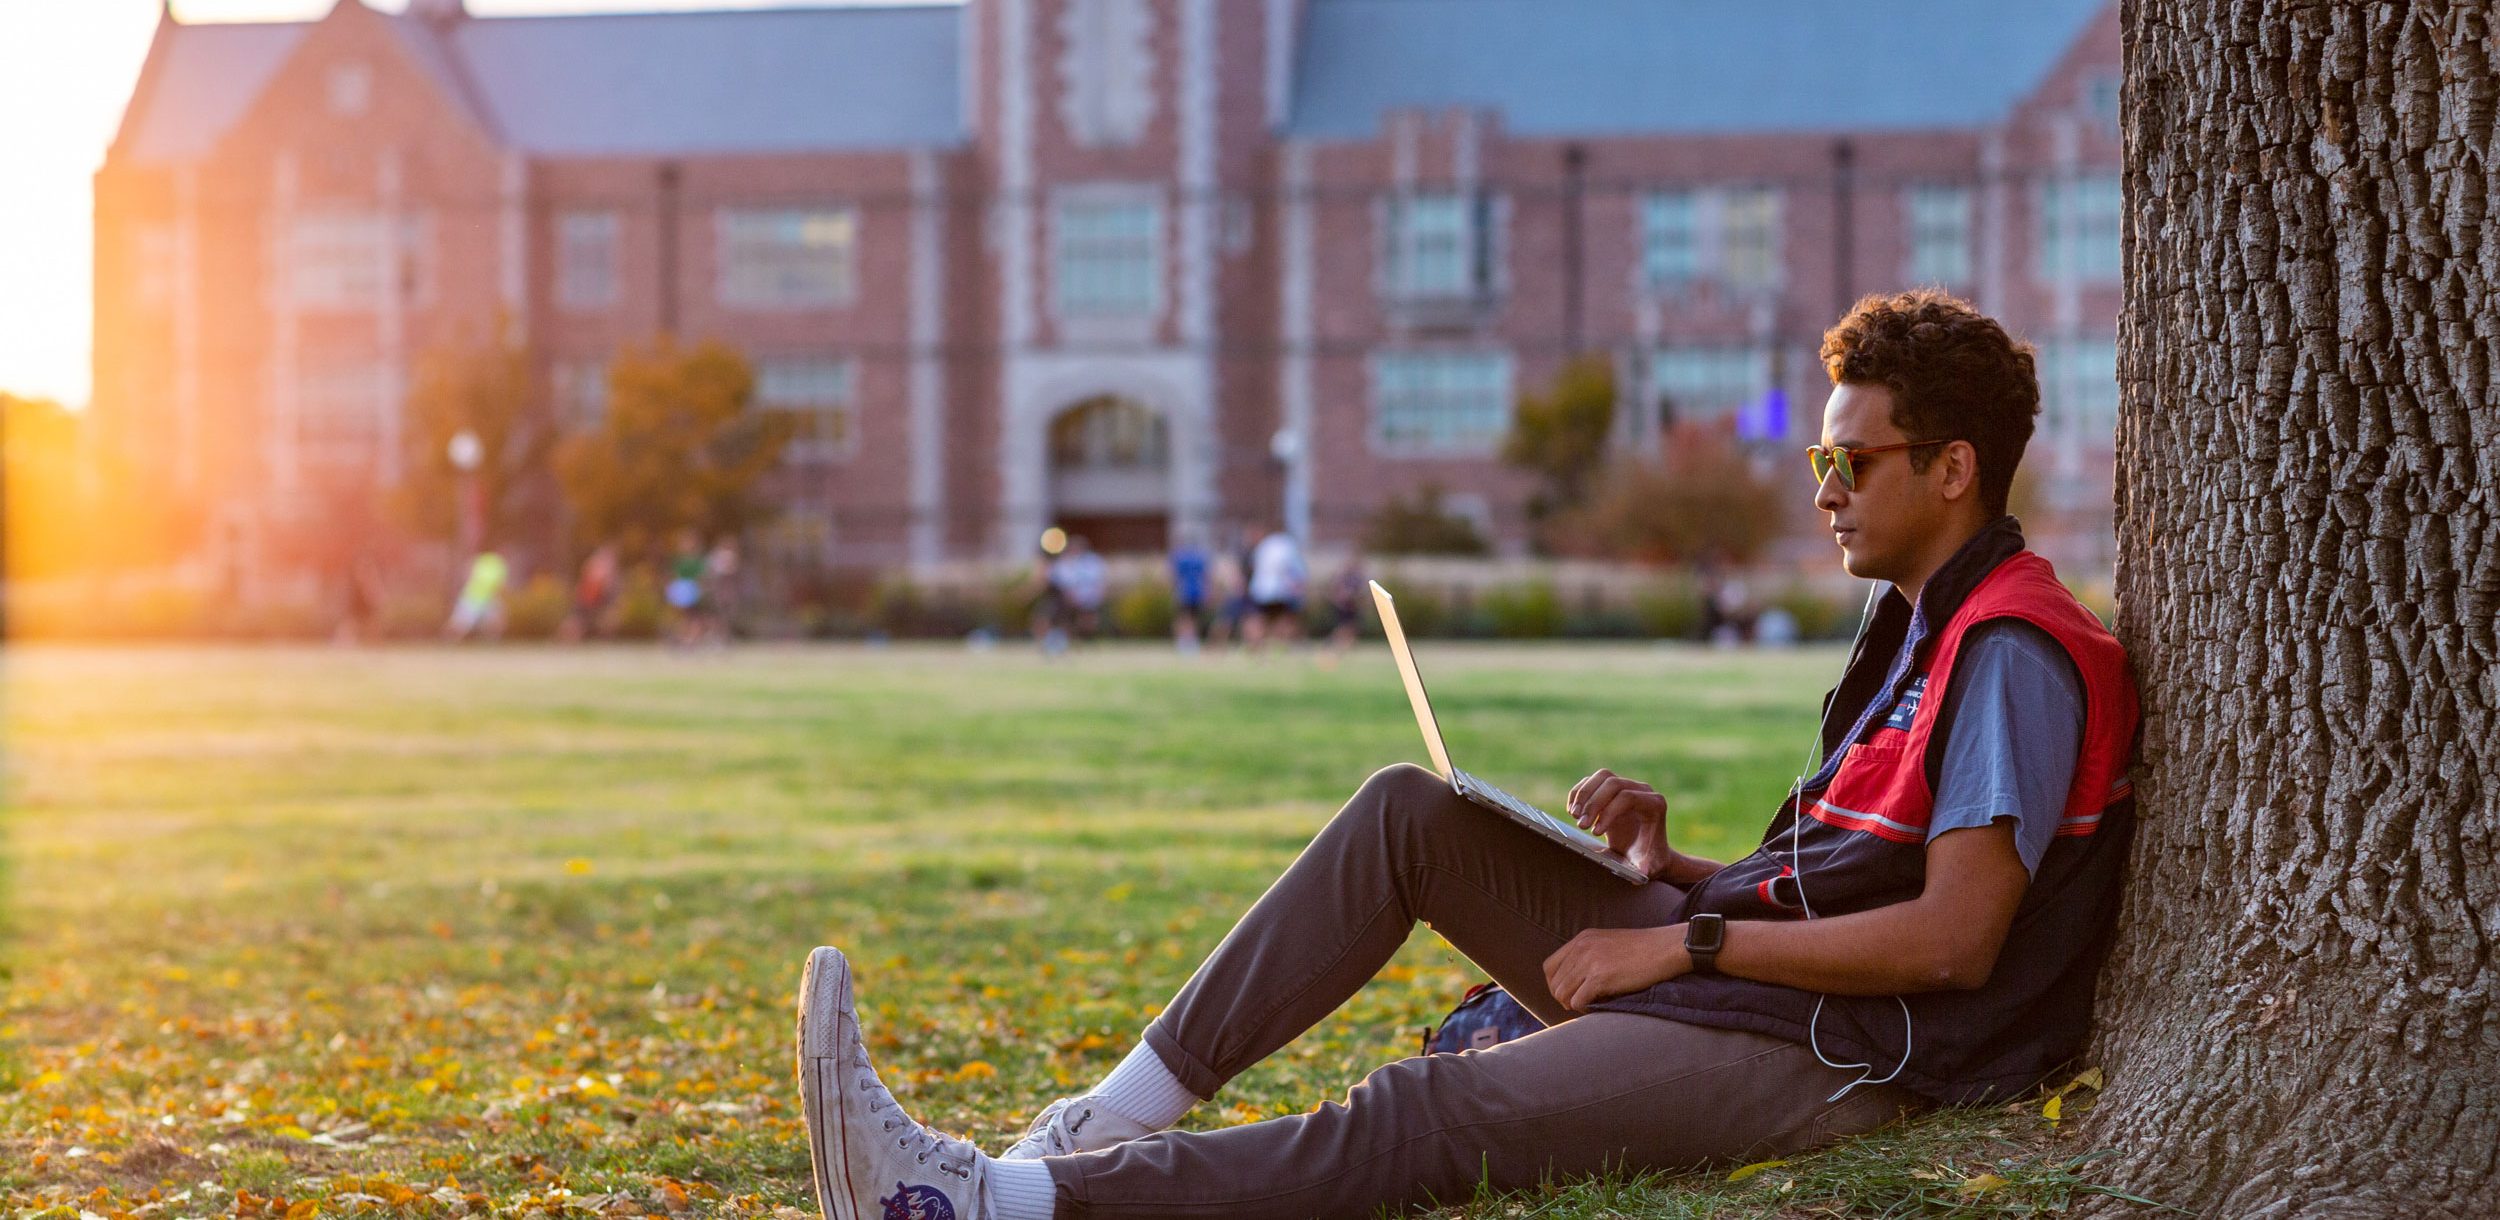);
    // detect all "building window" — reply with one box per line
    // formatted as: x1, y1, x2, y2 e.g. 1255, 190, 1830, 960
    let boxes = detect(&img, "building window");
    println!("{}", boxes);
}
1371, 351, 1513, 453
1053, 197, 1161, 316
1051, 396, 1168, 469
1384, 192, 1488, 301
1641, 191, 1700, 289
288, 212, 428, 310
555, 359, 609, 430
328, 63, 371, 117
2037, 337, 2119, 436
1904, 184, 1973, 287
718, 208, 856, 309
757, 357, 856, 460
1642, 188, 1781, 295
1720, 188, 1782, 294
1651, 345, 1770, 425
556, 212, 619, 310
2085, 72, 2121, 126
2036, 174, 2122, 285
298, 362, 391, 467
